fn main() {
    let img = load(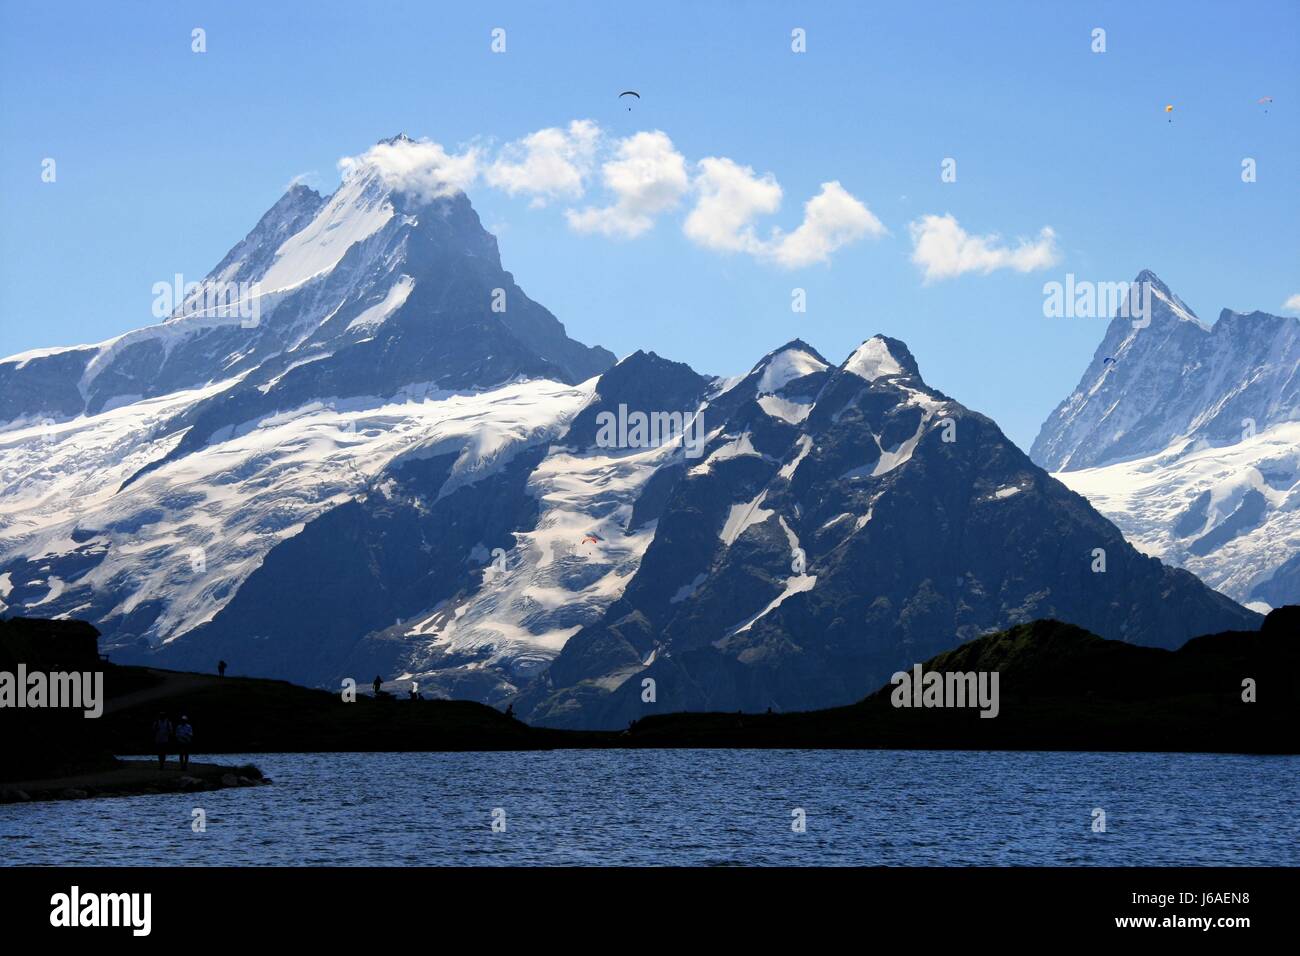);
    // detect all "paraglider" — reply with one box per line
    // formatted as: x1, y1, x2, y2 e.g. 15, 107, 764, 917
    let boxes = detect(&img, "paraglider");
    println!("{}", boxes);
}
1165, 104, 1174, 123
1258, 96, 1273, 114
1102, 357, 1116, 367
581, 531, 603, 545
619, 90, 640, 111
